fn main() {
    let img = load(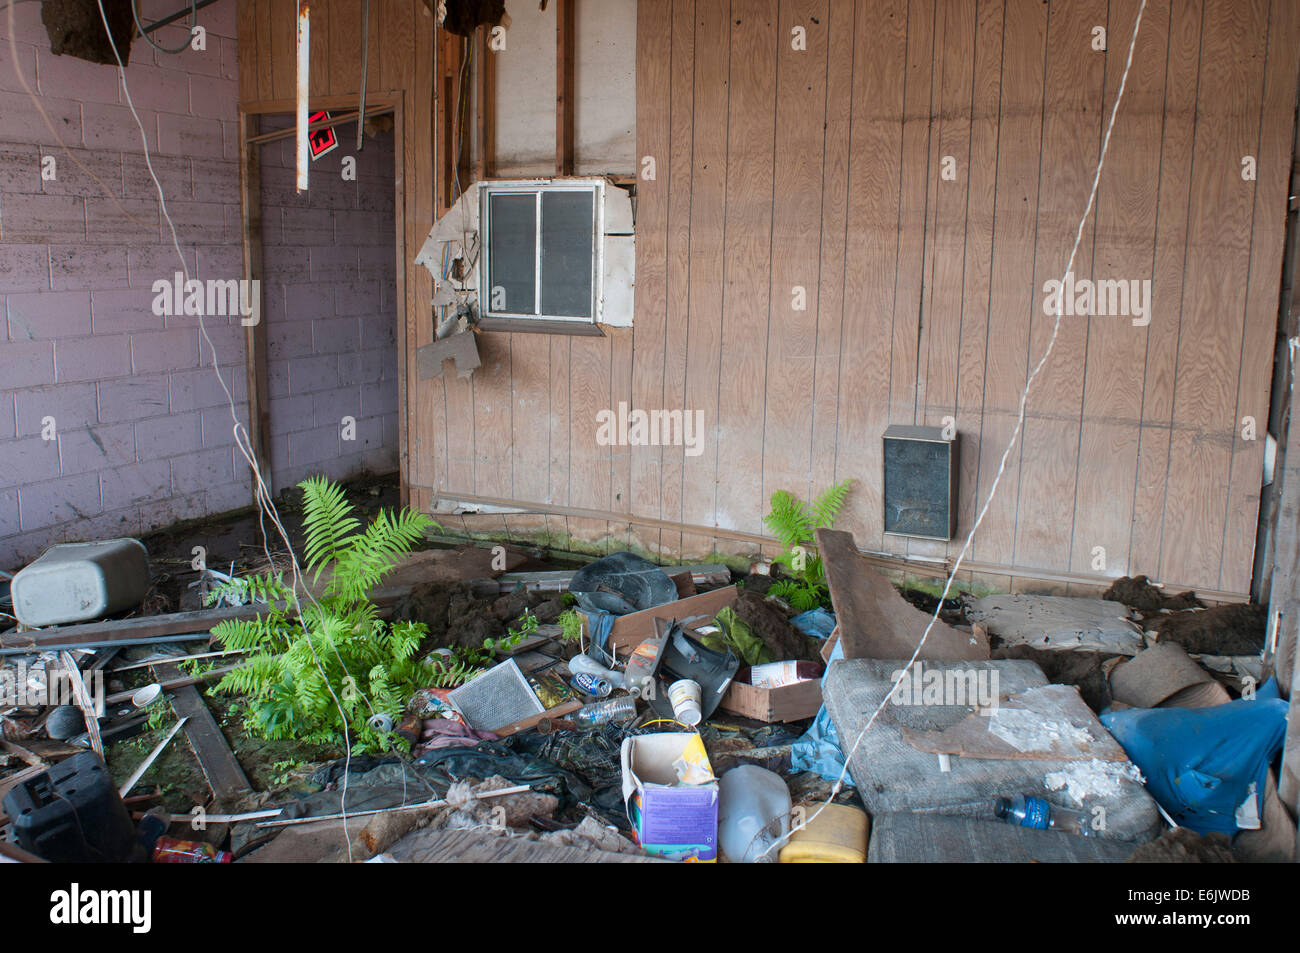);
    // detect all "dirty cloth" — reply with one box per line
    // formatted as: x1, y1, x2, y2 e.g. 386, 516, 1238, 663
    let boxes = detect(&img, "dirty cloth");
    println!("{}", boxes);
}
417, 718, 499, 752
